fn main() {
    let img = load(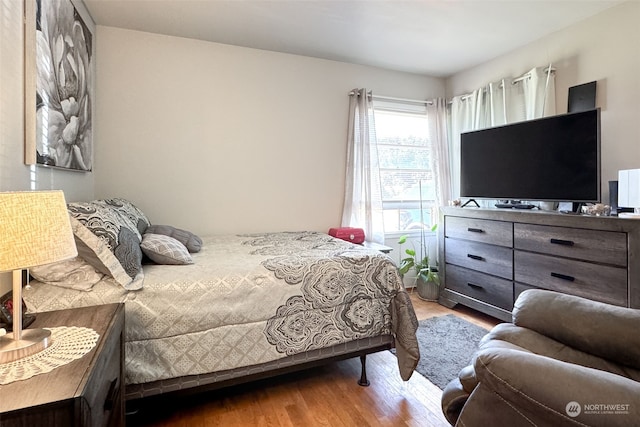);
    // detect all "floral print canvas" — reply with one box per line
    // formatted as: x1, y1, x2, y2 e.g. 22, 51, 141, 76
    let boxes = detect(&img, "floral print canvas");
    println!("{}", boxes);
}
30, 0, 94, 171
